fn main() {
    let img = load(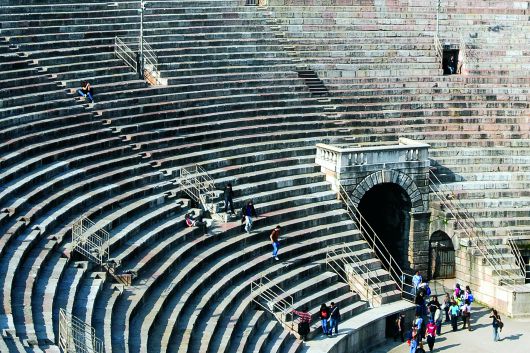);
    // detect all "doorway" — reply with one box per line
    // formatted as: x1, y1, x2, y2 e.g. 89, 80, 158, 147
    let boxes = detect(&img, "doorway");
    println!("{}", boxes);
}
357, 183, 412, 270
443, 49, 459, 75
429, 231, 455, 279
